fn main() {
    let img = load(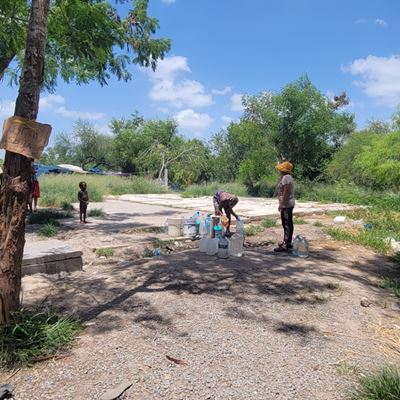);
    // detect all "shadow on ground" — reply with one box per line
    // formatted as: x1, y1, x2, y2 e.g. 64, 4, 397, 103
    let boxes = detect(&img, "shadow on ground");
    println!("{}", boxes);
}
28, 244, 399, 337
